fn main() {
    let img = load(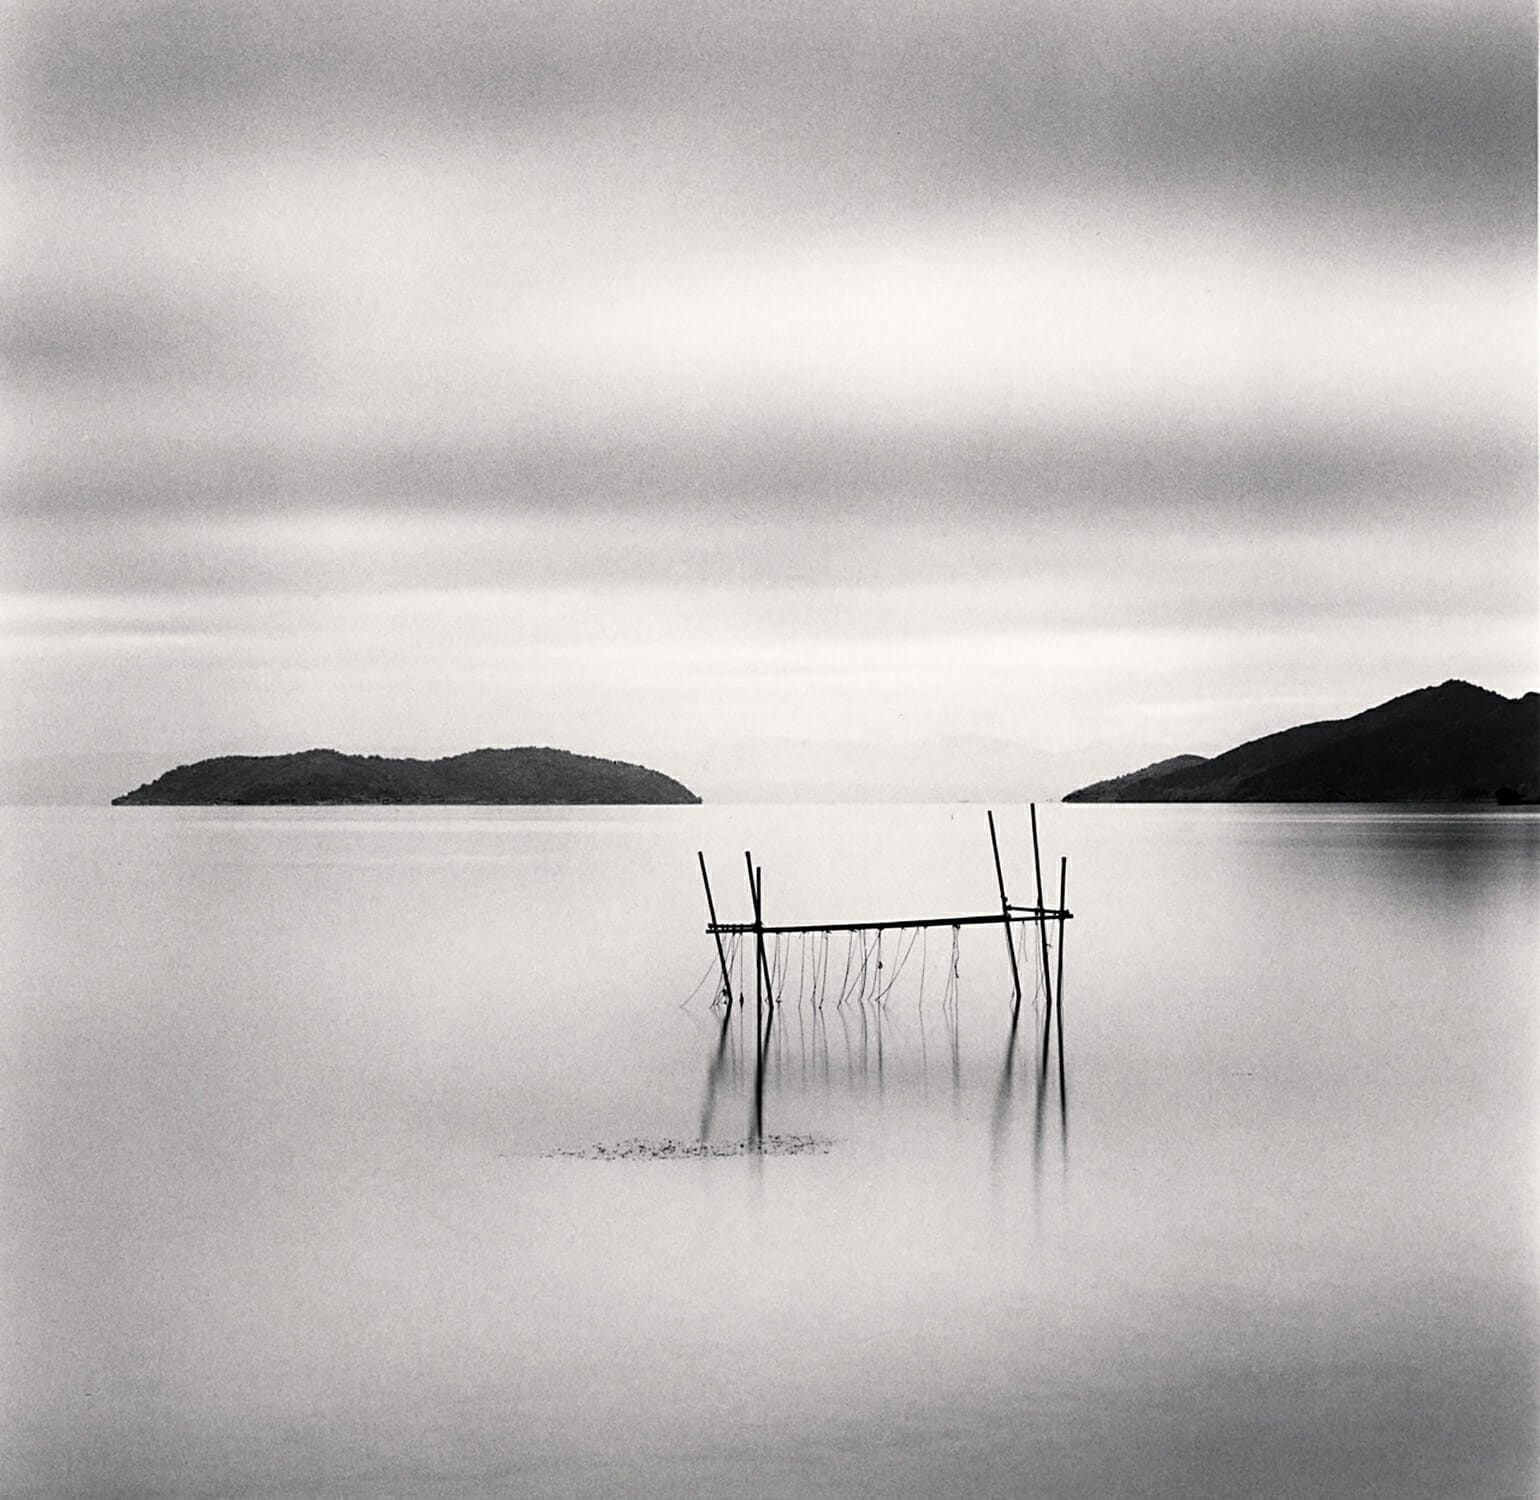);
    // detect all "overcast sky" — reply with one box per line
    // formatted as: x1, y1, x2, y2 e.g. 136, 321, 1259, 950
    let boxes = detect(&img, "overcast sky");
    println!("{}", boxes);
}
3, 0, 1534, 797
